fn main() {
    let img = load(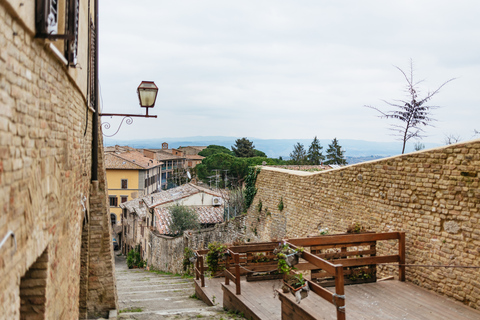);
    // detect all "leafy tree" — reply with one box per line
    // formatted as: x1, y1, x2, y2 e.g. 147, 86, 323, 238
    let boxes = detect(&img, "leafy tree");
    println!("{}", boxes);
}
290, 143, 307, 164
232, 138, 255, 157
254, 149, 267, 157
307, 136, 324, 165
198, 145, 234, 157
325, 138, 347, 165
365, 60, 455, 154
169, 205, 199, 236
196, 153, 287, 186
